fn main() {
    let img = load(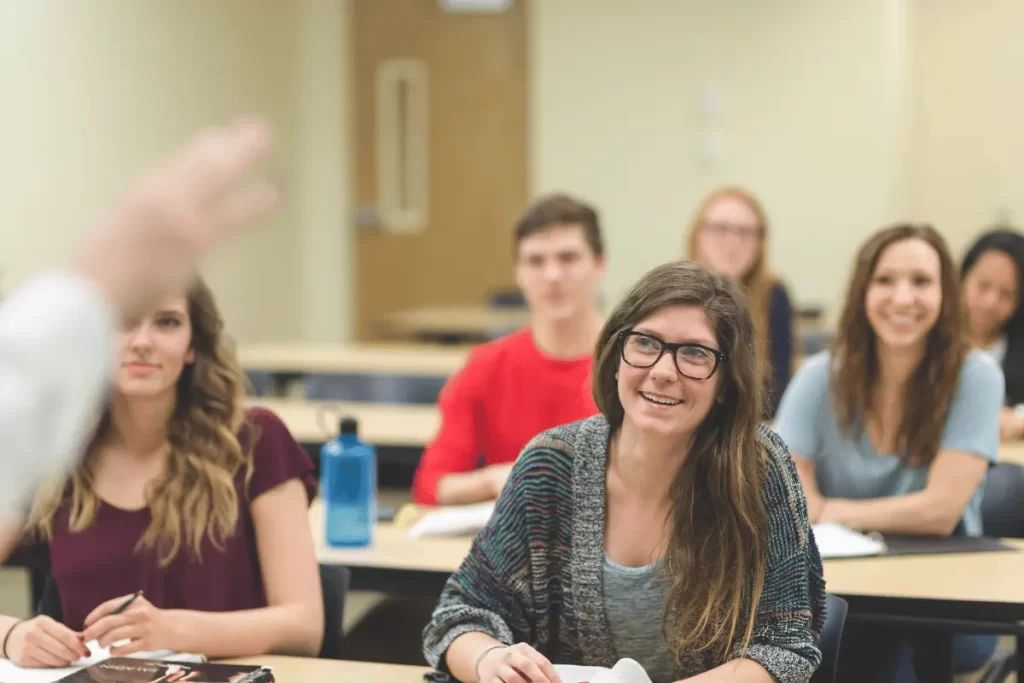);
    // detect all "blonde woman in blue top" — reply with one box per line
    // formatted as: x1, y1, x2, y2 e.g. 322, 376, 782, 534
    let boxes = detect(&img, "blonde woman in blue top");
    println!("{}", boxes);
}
774, 224, 1003, 682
